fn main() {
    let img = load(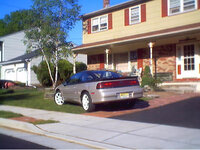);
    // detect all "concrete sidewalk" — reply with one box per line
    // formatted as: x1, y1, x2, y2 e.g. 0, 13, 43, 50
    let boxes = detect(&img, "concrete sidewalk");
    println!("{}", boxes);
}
0, 105, 200, 149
